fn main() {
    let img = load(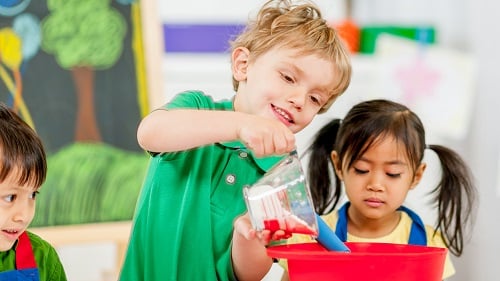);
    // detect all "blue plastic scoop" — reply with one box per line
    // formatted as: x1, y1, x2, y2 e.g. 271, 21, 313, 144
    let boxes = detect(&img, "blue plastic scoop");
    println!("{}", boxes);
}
315, 214, 350, 252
